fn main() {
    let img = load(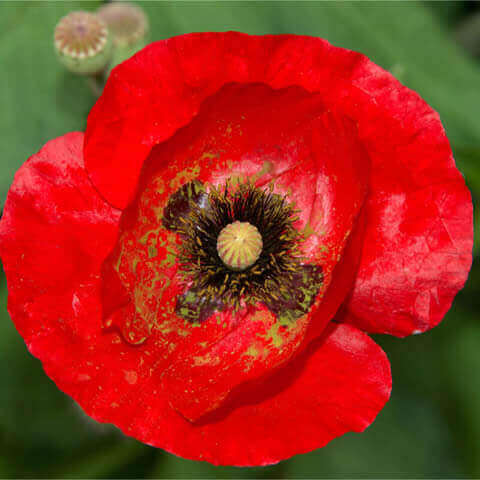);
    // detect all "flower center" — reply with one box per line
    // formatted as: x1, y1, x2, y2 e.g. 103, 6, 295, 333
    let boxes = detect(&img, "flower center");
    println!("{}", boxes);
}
161, 180, 323, 323
217, 221, 263, 271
